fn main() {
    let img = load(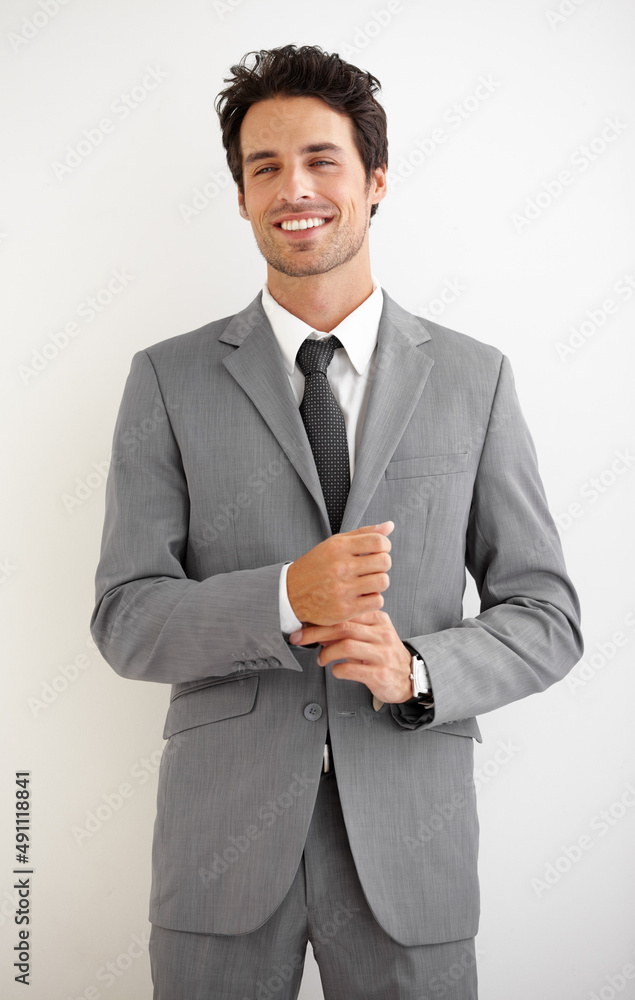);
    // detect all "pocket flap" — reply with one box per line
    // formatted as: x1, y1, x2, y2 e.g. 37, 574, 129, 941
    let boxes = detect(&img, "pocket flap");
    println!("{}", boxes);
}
428, 717, 482, 742
163, 674, 259, 739
385, 453, 468, 479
